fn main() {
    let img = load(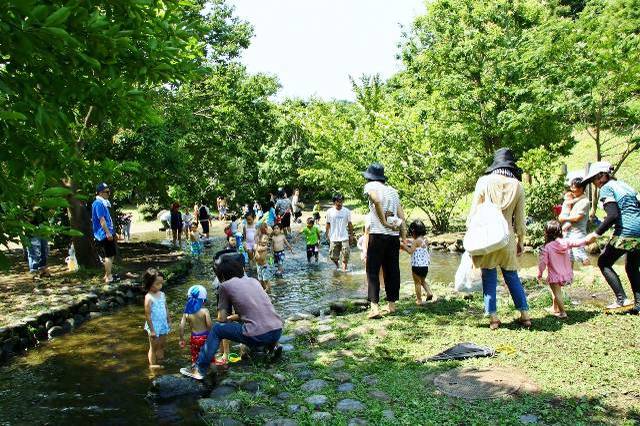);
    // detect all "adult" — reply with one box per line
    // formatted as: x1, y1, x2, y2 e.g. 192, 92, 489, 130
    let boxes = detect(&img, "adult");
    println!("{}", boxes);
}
275, 190, 292, 235
326, 193, 355, 272
291, 189, 302, 224
170, 202, 183, 246
197, 202, 211, 238
363, 163, 406, 319
92, 182, 116, 283
558, 177, 591, 265
181, 253, 283, 380
582, 162, 640, 313
468, 148, 530, 329
25, 206, 51, 278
